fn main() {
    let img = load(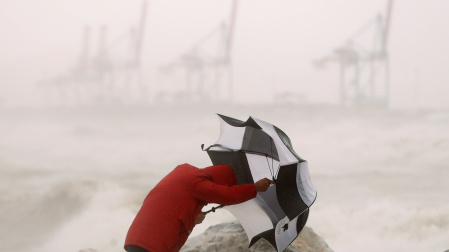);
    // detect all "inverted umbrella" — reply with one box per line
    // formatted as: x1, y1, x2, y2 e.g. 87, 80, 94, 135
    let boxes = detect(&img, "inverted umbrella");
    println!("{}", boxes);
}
202, 114, 317, 252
